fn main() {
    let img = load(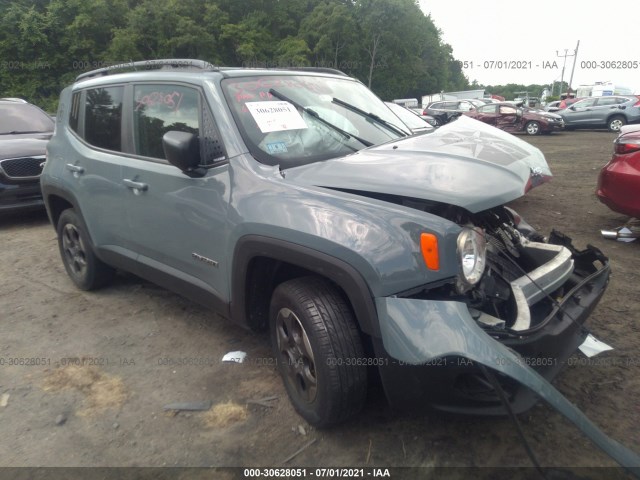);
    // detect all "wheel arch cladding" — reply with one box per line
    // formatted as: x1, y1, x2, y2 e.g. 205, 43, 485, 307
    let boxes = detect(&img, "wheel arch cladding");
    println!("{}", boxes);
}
231, 235, 381, 337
